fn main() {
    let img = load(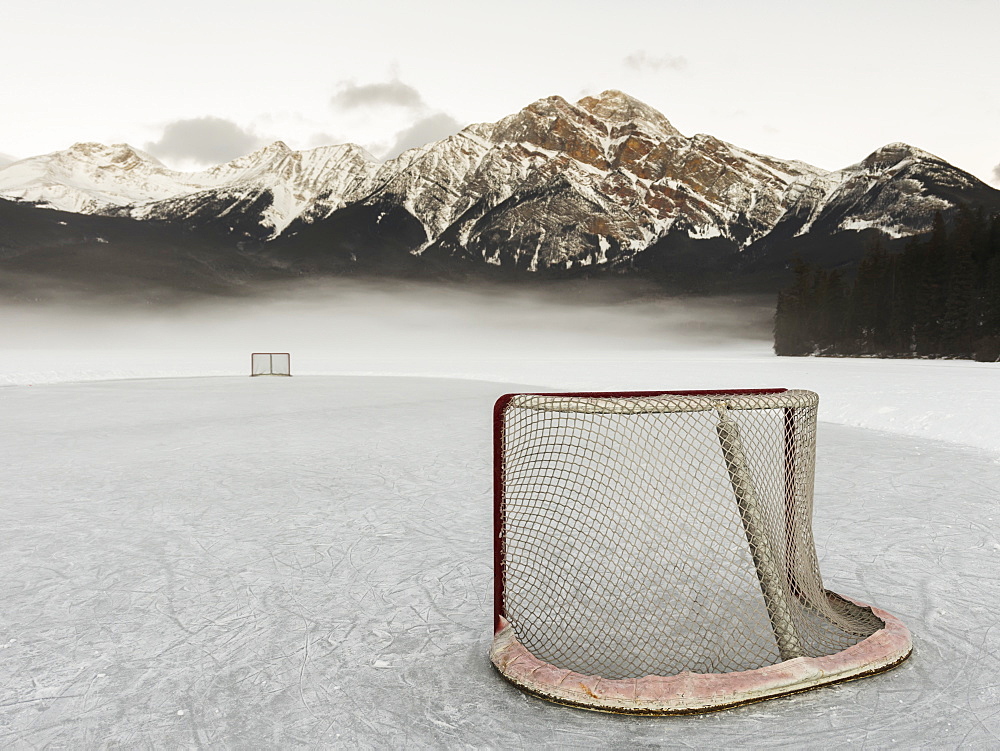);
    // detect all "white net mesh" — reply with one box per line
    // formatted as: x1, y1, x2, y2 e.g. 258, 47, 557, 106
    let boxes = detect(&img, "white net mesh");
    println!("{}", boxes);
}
496, 390, 884, 681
